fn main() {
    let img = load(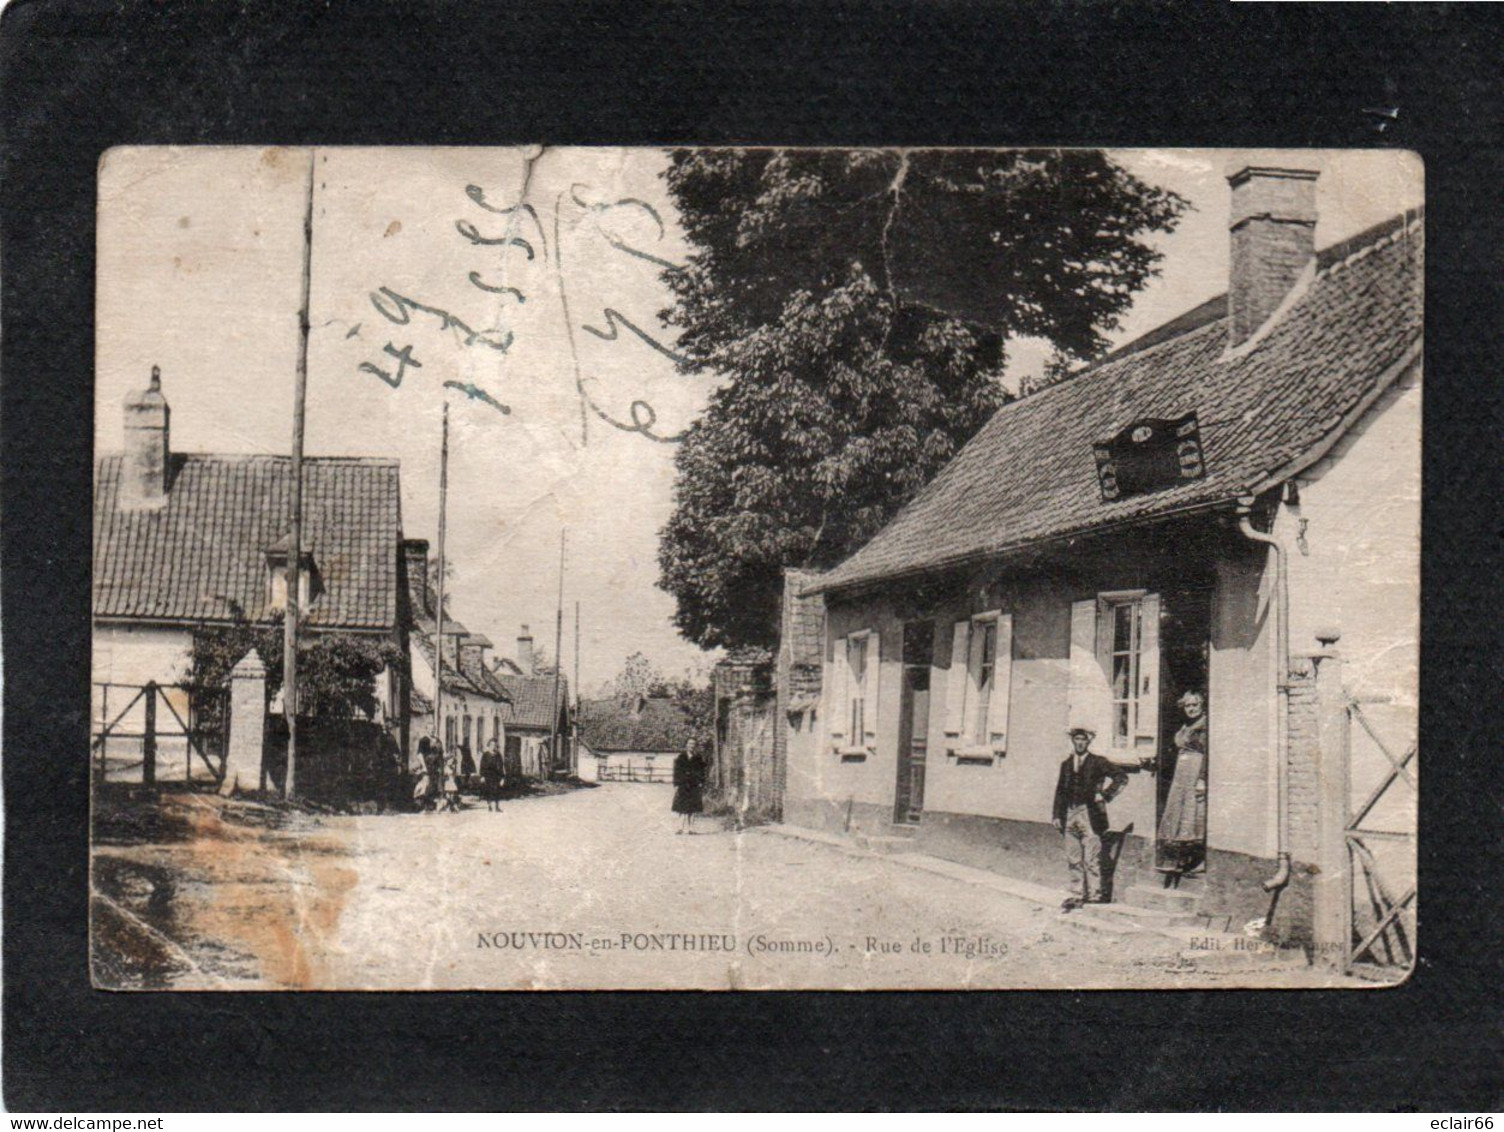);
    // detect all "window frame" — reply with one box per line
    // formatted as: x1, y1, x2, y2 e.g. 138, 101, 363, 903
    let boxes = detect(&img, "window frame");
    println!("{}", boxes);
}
1096, 589, 1156, 755
840, 630, 874, 756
